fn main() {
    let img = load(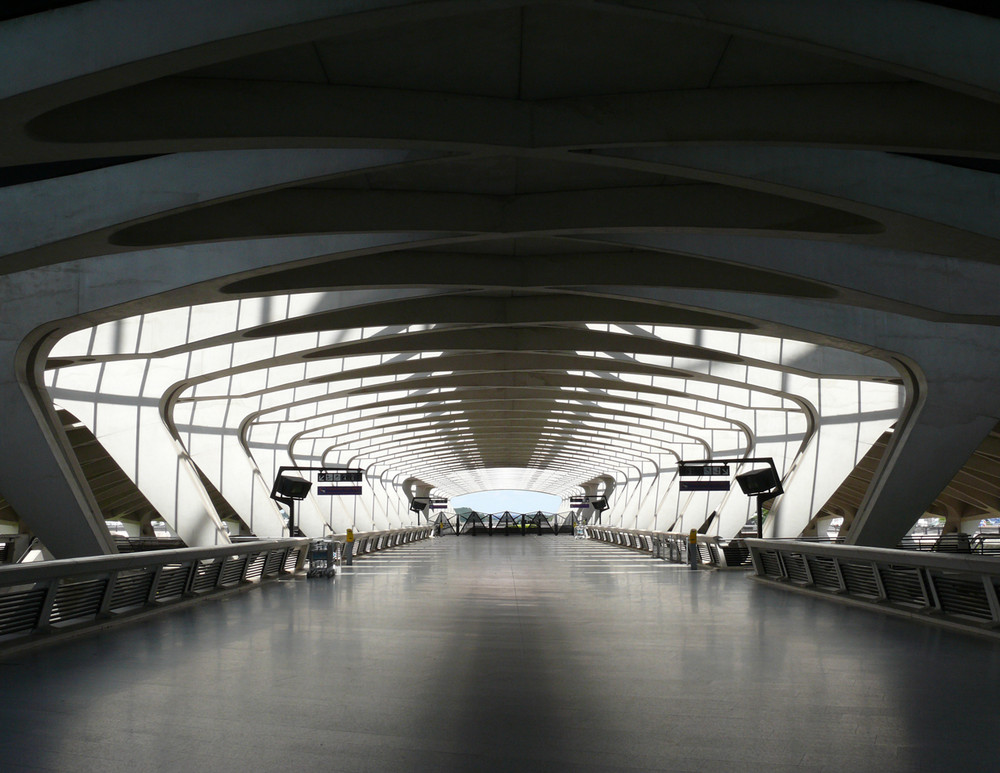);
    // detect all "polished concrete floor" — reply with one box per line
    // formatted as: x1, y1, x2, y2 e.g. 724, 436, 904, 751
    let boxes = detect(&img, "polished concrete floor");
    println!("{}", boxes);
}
2, 536, 1000, 772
